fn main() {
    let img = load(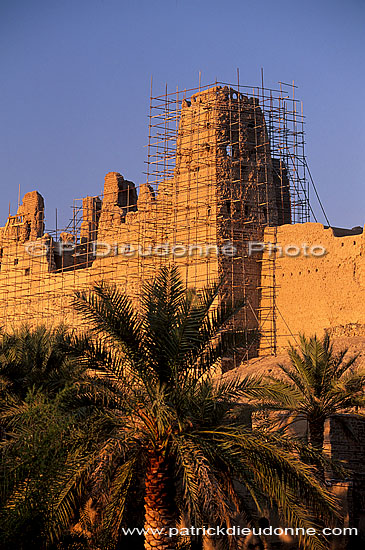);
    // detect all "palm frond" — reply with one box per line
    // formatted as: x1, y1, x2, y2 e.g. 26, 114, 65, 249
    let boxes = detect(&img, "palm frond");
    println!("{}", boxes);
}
72, 282, 143, 360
